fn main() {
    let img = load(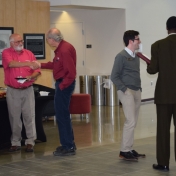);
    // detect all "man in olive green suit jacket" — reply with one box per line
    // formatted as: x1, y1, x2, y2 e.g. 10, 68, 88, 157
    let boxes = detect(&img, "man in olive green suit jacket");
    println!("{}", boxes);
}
147, 16, 176, 172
